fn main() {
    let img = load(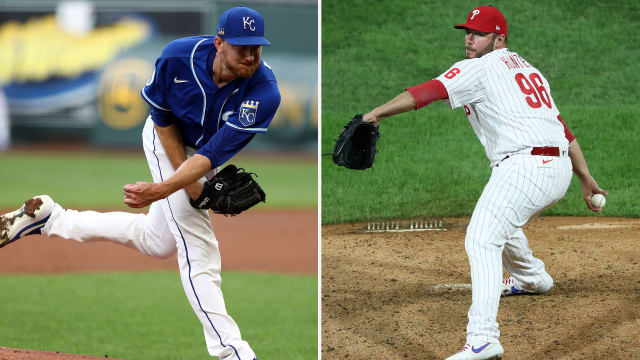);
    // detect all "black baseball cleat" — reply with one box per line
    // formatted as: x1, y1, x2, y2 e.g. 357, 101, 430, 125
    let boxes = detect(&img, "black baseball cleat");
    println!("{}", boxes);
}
0, 195, 54, 248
